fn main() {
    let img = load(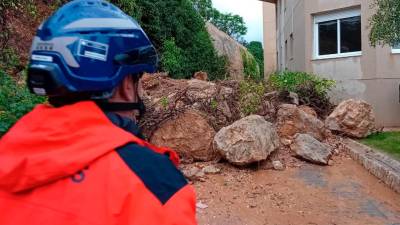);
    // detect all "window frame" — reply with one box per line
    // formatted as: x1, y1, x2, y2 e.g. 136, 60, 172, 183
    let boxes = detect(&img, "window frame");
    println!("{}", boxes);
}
313, 8, 362, 60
